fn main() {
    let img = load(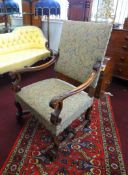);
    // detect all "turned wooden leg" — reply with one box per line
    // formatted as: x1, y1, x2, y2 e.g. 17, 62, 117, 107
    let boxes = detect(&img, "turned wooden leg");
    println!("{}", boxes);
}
41, 136, 59, 162
49, 136, 59, 161
84, 106, 92, 128
15, 101, 23, 121
41, 128, 76, 162
37, 127, 76, 163
15, 101, 30, 121
64, 127, 75, 140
